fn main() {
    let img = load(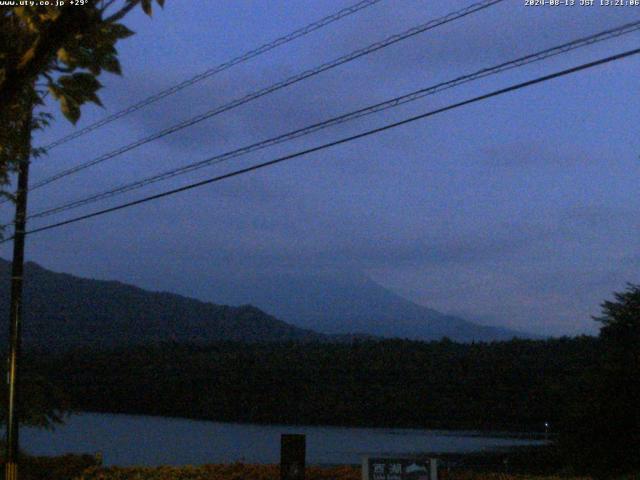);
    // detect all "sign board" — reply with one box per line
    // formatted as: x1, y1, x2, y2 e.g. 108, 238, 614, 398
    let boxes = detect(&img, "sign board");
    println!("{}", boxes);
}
280, 434, 306, 480
362, 457, 437, 480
